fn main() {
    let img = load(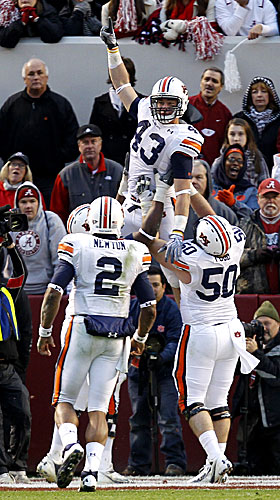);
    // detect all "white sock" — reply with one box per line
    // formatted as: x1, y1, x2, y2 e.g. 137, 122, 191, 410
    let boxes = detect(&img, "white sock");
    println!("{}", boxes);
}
199, 430, 221, 462
49, 424, 63, 464
58, 423, 78, 449
86, 442, 104, 473
218, 442, 227, 455
99, 437, 114, 472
